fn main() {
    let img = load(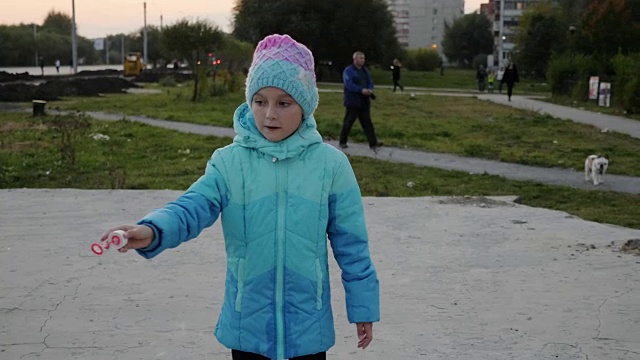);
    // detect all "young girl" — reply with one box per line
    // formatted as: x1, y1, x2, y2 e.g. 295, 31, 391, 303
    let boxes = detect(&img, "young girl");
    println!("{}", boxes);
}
101, 34, 380, 360
487, 70, 496, 93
